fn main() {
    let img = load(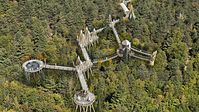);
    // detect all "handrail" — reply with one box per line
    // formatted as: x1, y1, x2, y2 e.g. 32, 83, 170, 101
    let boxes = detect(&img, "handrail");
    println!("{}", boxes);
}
130, 47, 151, 56
92, 55, 118, 64
44, 64, 76, 71
76, 69, 89, 91
129, 53, 150, 61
